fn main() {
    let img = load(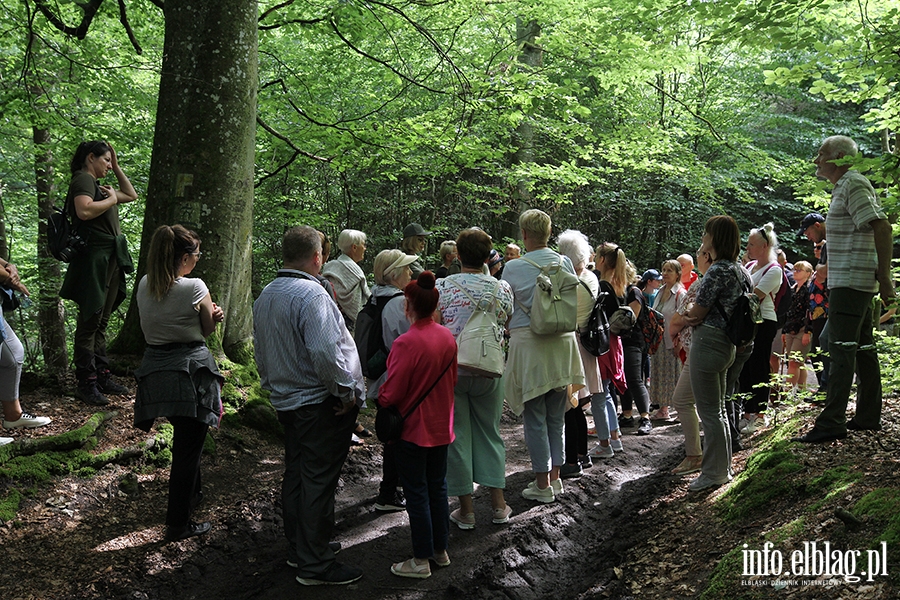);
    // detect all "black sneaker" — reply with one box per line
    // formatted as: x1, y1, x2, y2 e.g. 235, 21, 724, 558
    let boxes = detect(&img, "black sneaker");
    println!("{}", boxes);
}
636, 417, 652, 435
618, 414, 635, 428
297, 562, 363, 586
287, 542, 341, 567
165, 520, 211, 542
374, 489, 406, 512
98, 371, 129, 395
75, 382, 108, 406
